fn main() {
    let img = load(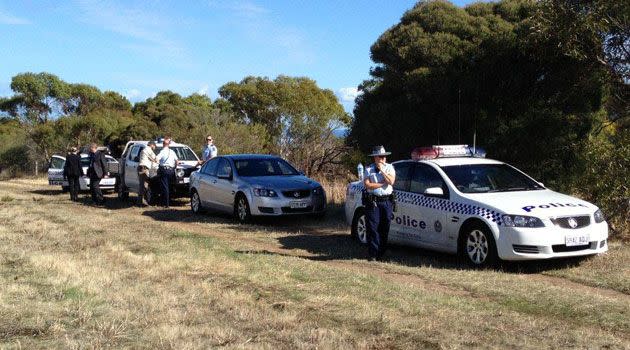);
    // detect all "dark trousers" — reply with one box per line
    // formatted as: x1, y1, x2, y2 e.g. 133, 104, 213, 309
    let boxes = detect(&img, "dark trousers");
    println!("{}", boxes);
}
90, 176, 104, 204
67, 176, 80, 201
365, 199, 393, 259
158, 167, 175, 207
